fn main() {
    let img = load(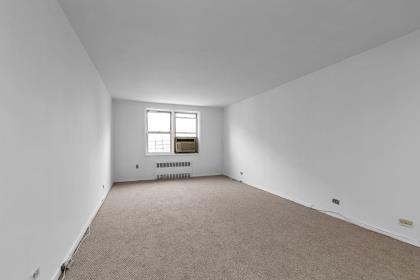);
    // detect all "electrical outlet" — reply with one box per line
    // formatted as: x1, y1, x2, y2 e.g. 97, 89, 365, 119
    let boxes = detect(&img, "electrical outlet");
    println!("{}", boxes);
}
32, 267, 40, 279
399, 218, 414, 227
332, 198, 340, 205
